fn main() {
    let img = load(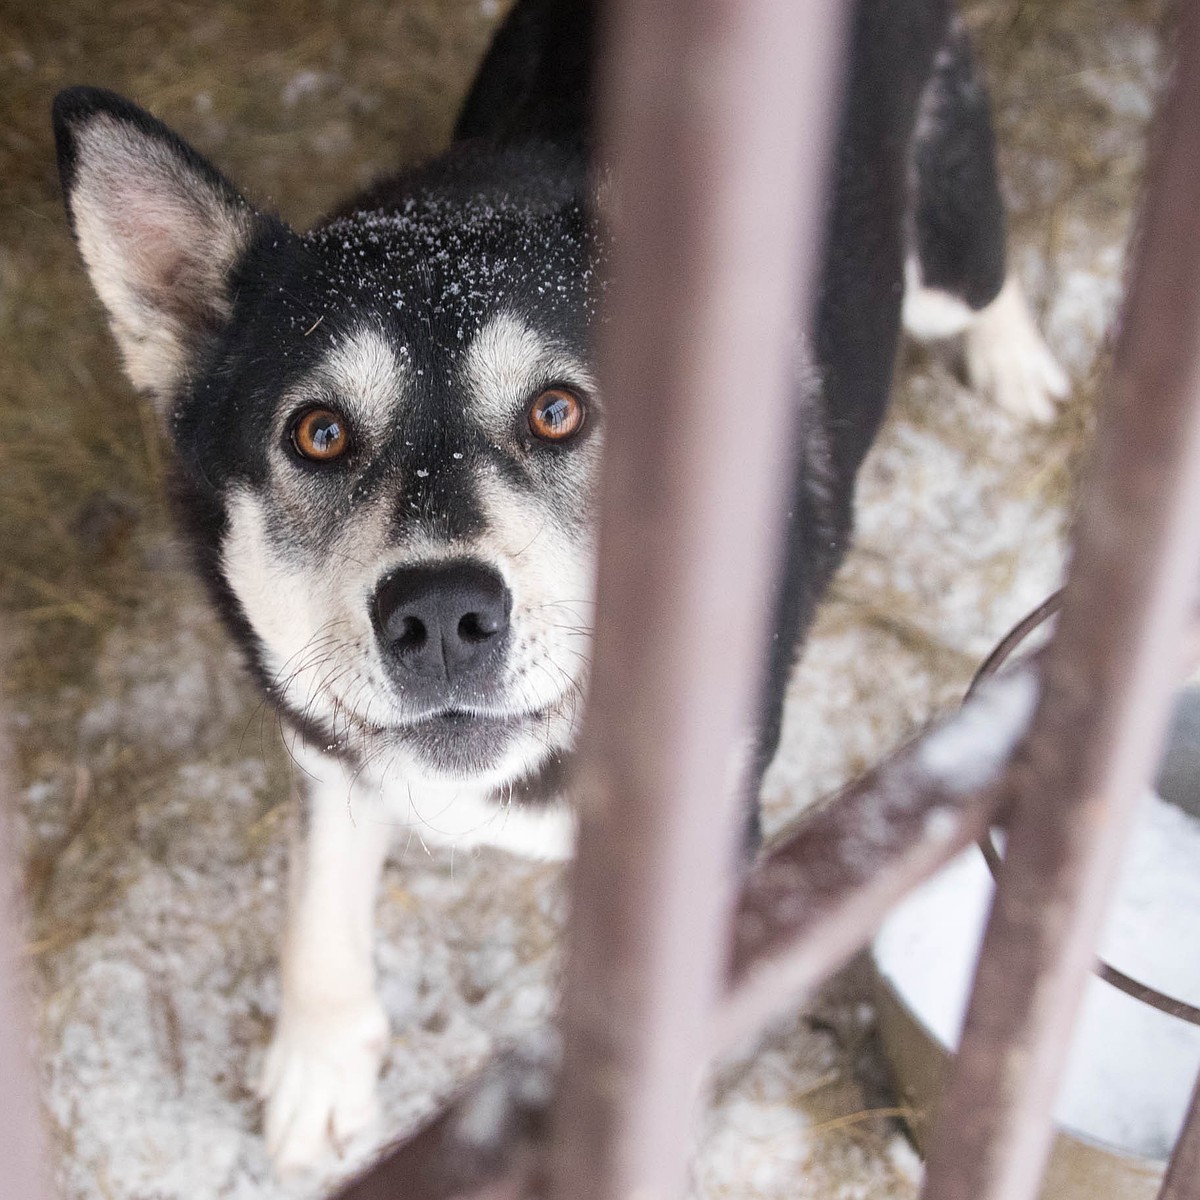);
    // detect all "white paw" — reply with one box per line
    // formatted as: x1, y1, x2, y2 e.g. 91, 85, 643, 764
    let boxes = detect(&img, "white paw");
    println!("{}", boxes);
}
258, 997, 389, 1174
963, 277, 1070, 423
